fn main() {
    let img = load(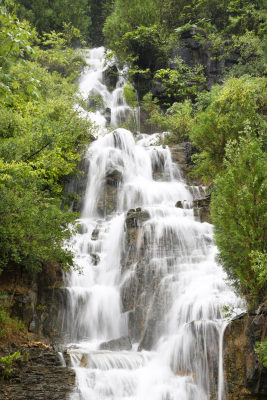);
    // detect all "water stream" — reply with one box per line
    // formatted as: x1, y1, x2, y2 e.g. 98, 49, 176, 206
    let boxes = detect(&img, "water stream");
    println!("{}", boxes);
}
63, 47, 242, 400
